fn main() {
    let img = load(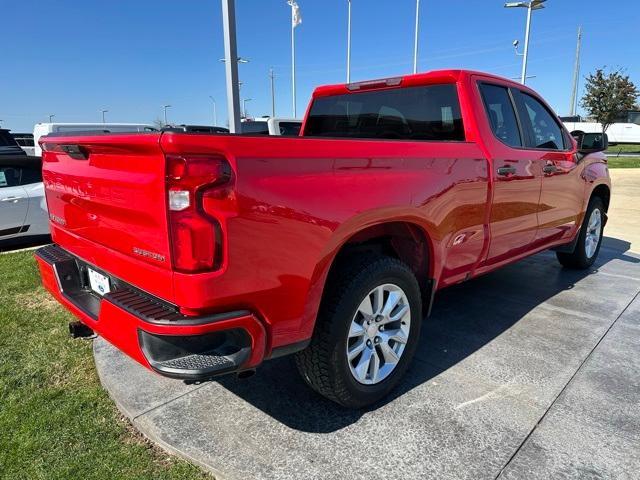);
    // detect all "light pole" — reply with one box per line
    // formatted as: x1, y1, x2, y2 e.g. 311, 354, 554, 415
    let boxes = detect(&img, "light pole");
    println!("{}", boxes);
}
49, 114, 55, 123
242, 98, 252, 119
209, 96, 218, 126
221, 0, 242, 133
269, 68, 276, 117
101, 109, 108, 123
413, 0, 420, 74
163, 105, 171, 126
287, 1, 301, 117
504, 0, 546, 85
347, 0, 352, 83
